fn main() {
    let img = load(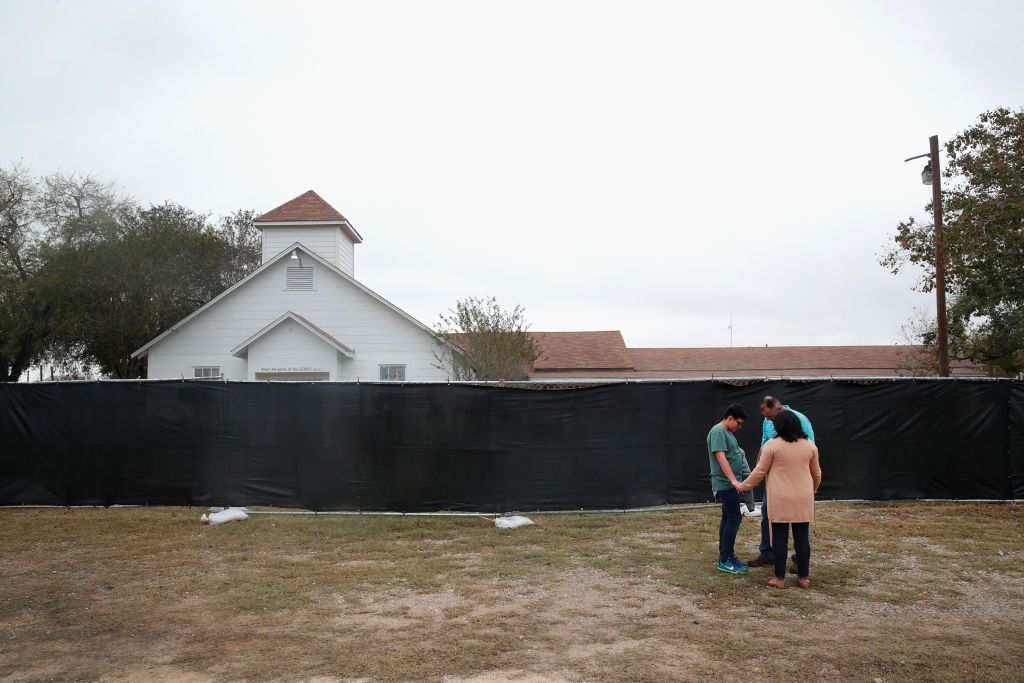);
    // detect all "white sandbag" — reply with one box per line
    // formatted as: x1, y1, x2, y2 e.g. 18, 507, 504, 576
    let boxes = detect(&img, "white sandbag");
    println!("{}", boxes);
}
494, 515, 534, 529
741, 504, 762, 519
208, 506, 250, 514
201, 508, 249, 525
